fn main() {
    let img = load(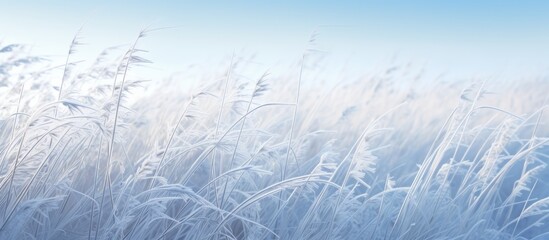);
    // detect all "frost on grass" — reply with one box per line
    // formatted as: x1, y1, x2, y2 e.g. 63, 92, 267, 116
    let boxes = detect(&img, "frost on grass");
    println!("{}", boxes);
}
0, 39, 549, 240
